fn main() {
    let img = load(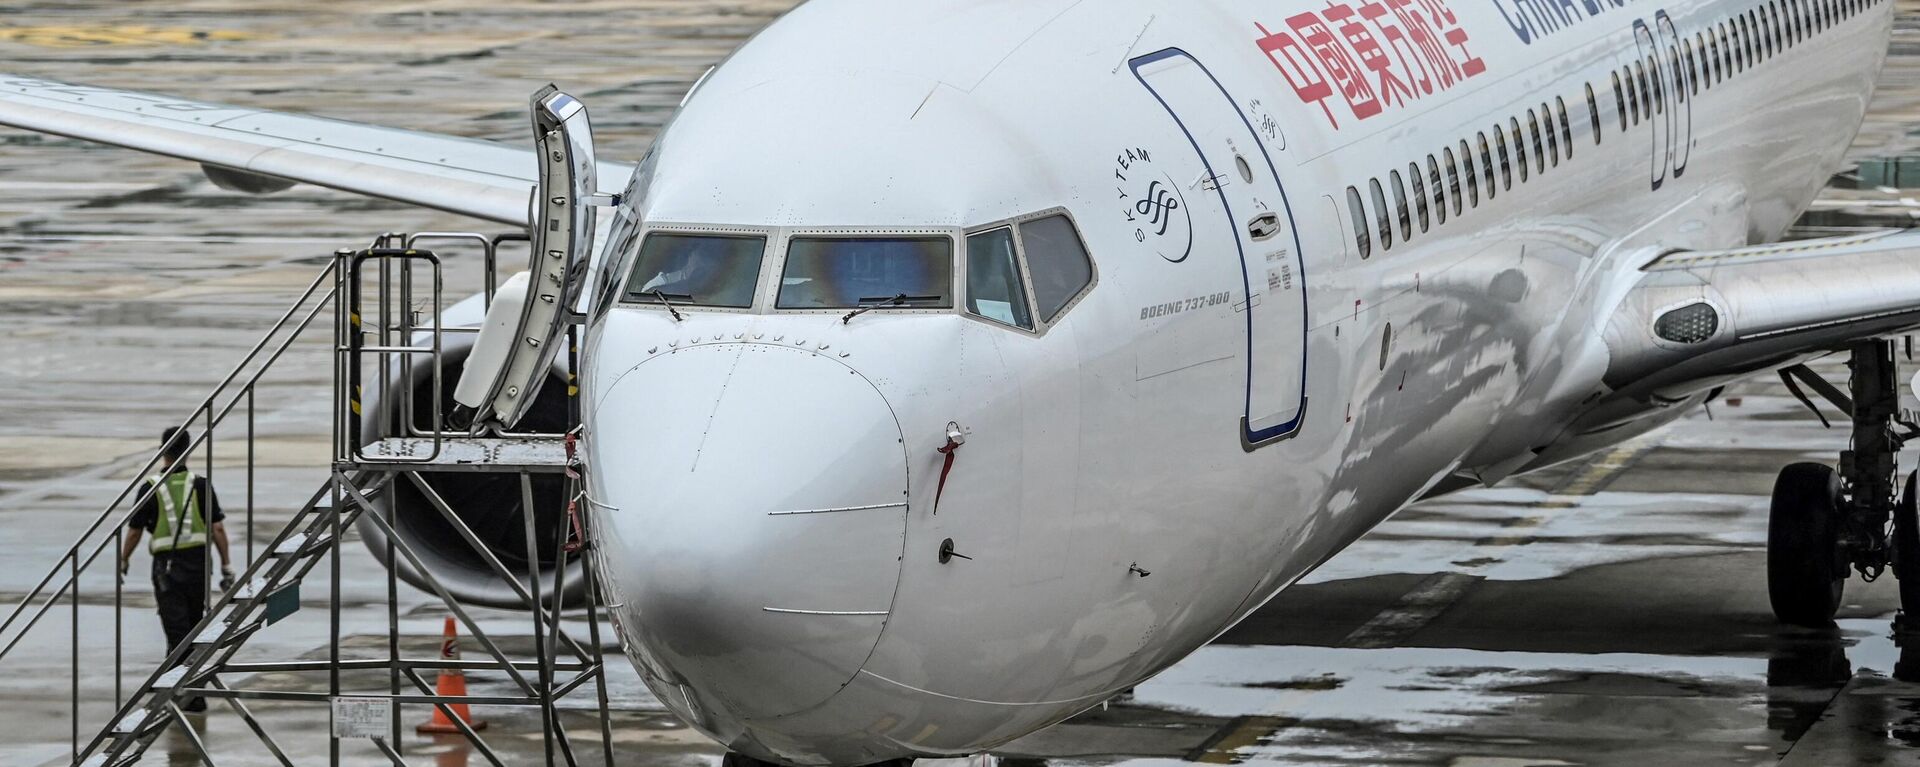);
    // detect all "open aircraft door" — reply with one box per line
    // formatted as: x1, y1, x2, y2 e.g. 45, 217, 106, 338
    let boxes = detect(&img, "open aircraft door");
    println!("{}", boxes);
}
1131, 49, 1310, 448
454, 86, 604, 428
